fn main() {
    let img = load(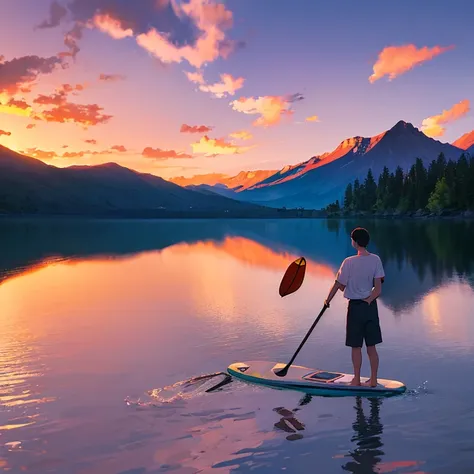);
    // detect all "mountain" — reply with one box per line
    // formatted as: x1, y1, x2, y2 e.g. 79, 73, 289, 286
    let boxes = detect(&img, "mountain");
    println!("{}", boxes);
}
185, 183, 239, 199
169, 169, 277, 191
453, 130, 474, 150
0, 145, 270, 215
236, 121, 466, 209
